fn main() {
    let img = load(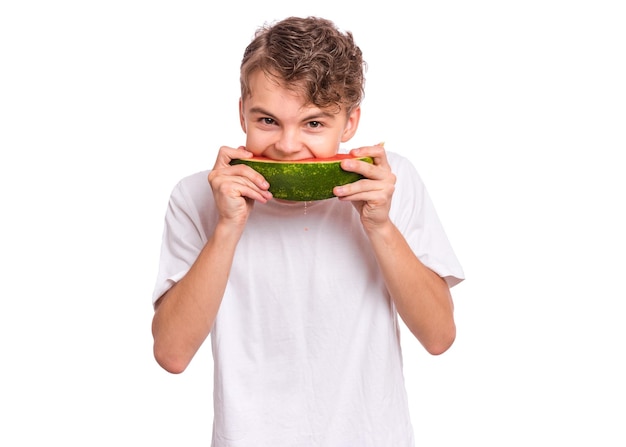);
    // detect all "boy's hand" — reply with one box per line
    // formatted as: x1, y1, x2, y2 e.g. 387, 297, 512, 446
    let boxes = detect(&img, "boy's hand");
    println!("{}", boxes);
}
208, 146, 272, 226
334, 143, 396, 230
